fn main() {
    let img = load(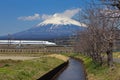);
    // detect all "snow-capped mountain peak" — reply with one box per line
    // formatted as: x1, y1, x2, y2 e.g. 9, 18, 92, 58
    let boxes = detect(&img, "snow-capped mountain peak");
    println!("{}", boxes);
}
0, 14, 86, 40
37, 15, 87, 27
